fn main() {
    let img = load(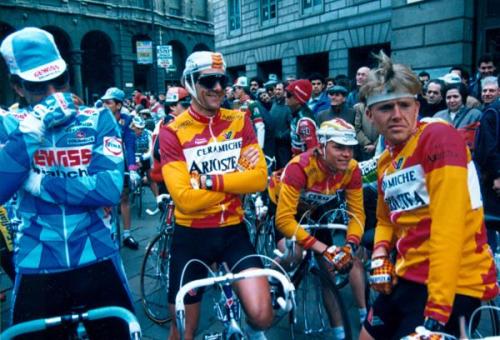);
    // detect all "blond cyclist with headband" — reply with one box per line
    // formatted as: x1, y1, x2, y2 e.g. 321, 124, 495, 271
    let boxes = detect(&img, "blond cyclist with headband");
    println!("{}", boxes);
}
159, 51, 272, 340
359, 52, 499, 340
